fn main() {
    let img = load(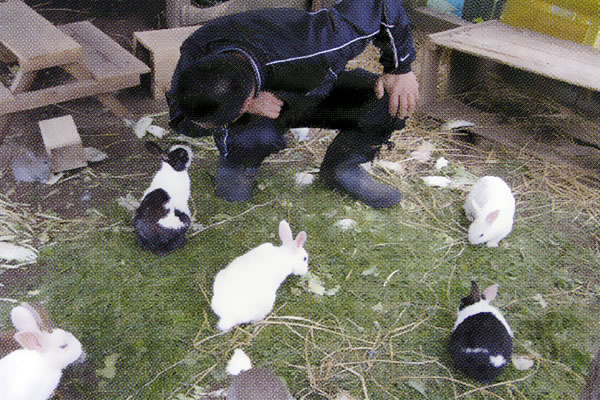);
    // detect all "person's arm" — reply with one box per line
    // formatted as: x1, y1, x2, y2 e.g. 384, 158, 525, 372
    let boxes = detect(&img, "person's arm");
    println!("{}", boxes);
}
372, 1, 419, 118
